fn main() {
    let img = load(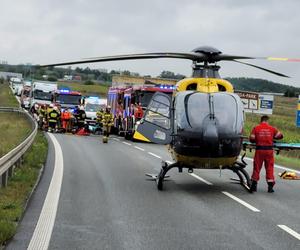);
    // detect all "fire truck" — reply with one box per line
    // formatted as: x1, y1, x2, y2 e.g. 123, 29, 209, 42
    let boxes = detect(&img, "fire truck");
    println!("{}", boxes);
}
52, 89, 82, 110
107, 84, 174, 139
